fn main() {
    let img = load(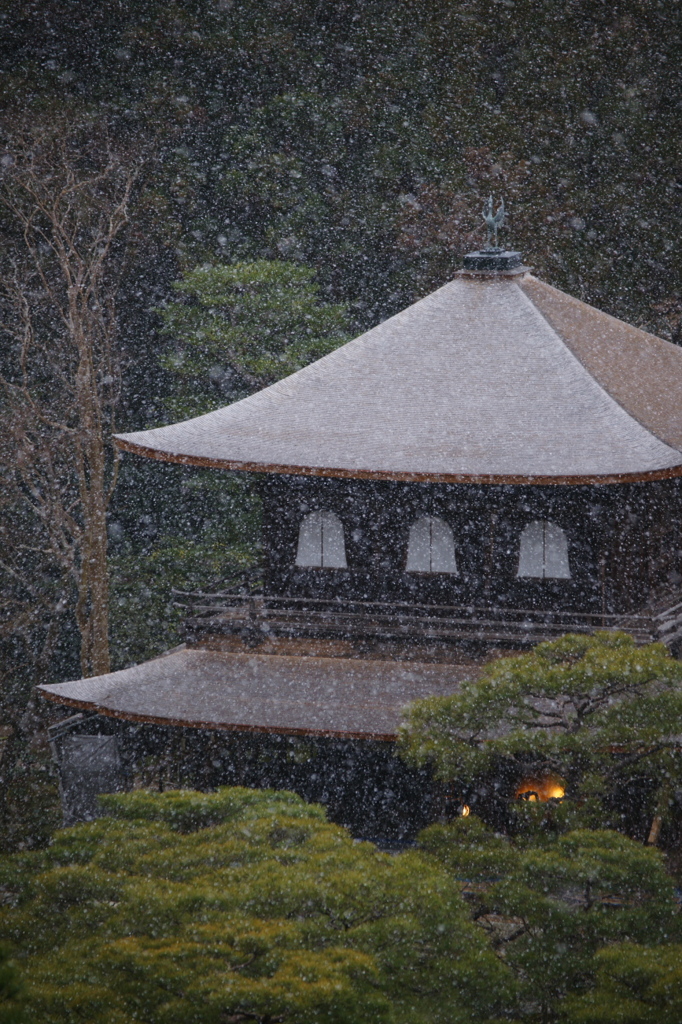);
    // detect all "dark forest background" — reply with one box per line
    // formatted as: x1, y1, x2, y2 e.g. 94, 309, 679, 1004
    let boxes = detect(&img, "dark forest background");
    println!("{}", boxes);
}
0, 0, 681, 847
